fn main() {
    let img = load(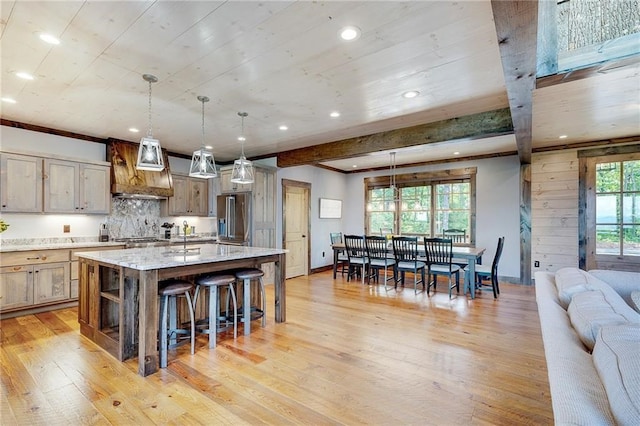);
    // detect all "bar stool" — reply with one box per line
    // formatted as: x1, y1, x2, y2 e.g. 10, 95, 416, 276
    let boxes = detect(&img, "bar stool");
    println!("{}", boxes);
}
234, 268, 266, 335
193, 273, 238, 348
158, 279, 195, 368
